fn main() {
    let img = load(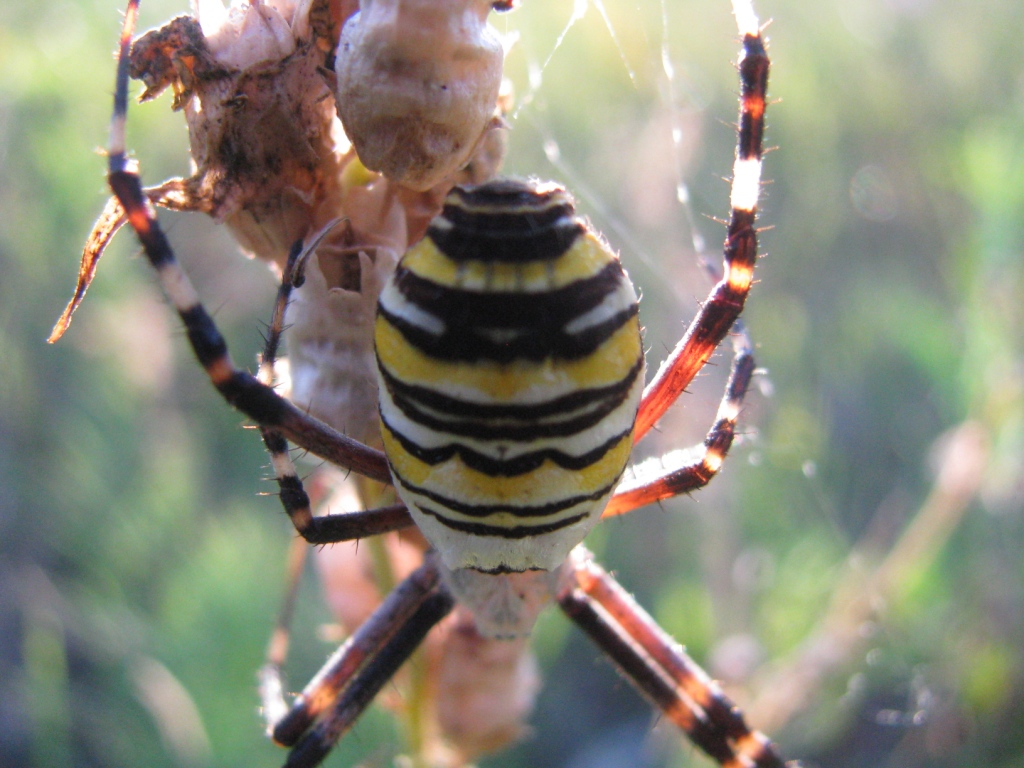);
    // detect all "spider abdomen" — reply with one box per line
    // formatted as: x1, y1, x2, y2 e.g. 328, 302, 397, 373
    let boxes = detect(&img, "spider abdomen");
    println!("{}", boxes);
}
375, 178, 644, 573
